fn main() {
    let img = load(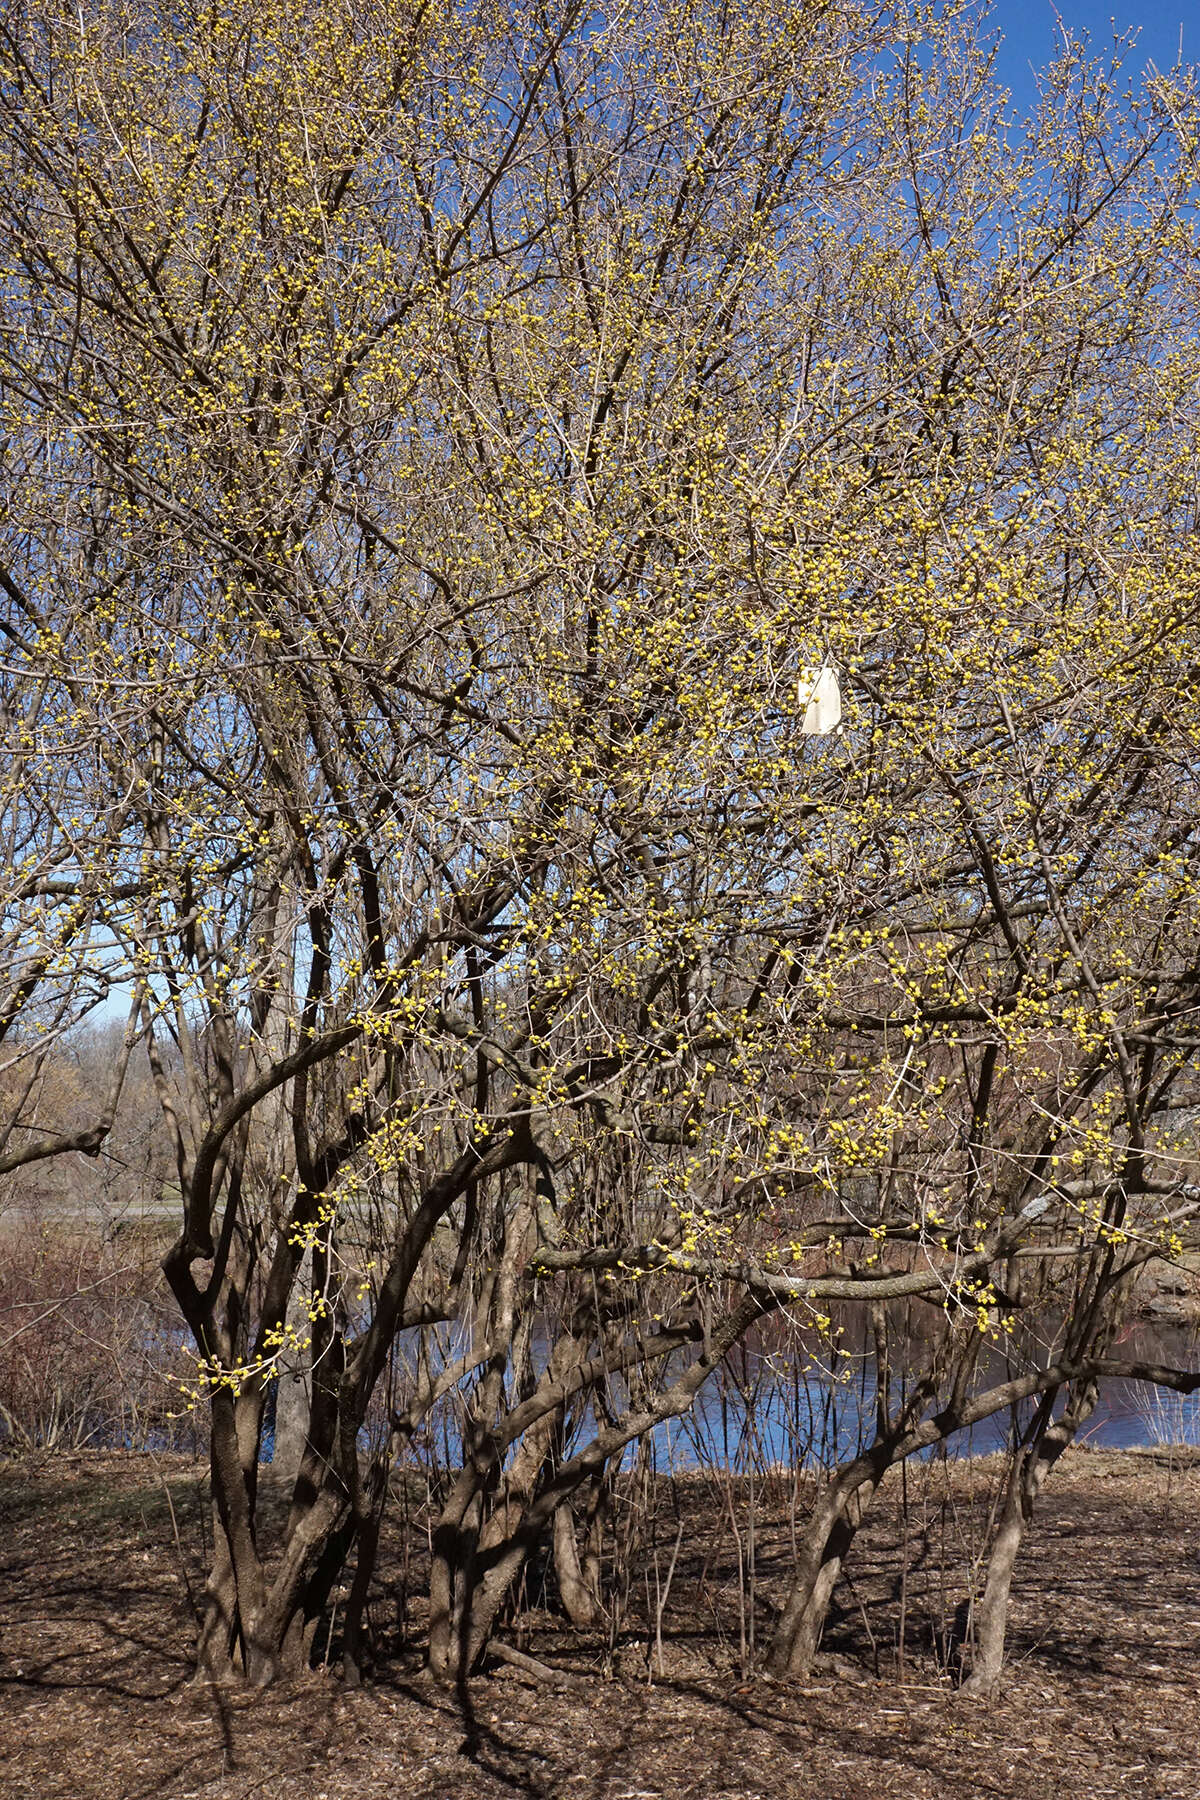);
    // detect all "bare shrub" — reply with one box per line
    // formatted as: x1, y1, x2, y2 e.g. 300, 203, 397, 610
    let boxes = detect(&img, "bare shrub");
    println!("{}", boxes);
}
0, 1211, 199, 1454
